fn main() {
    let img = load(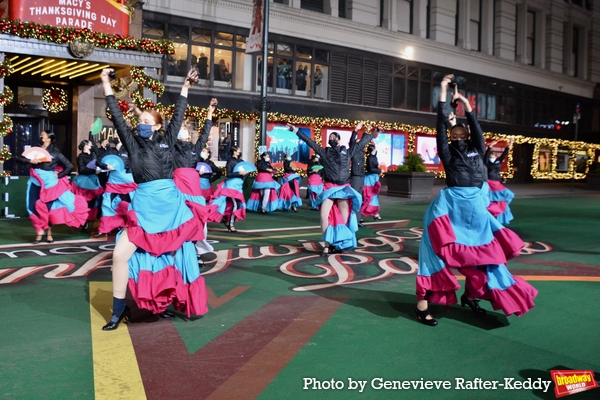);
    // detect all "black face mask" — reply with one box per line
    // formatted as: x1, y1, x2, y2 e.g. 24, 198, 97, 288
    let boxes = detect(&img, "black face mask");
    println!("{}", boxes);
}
328, 139, 338, 147
450, 140, 468, 152
112, 137, 120, 145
